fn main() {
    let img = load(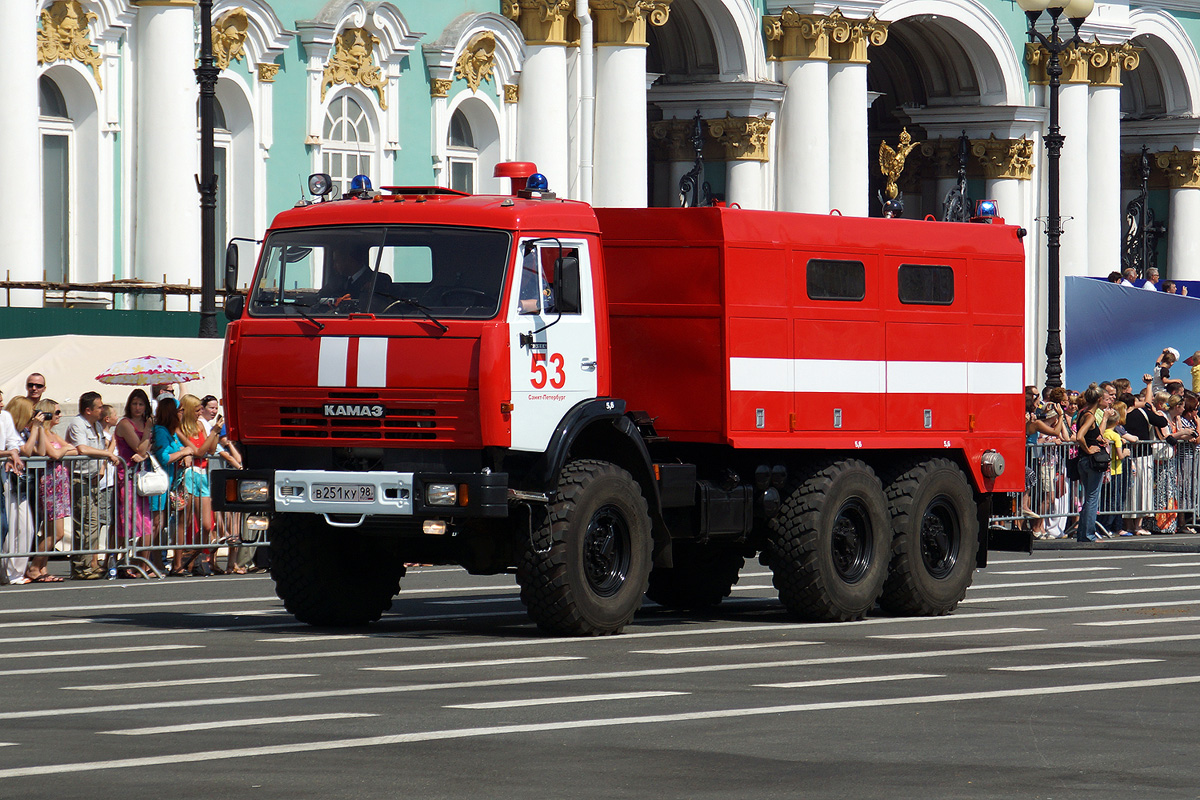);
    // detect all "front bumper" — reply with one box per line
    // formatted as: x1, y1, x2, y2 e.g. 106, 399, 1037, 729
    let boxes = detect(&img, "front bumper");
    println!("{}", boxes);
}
212, 468, 509, 518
